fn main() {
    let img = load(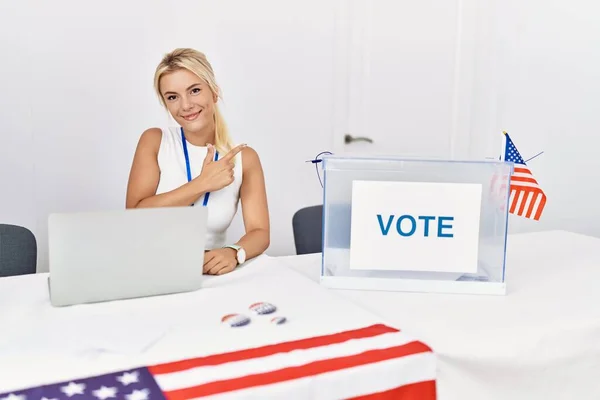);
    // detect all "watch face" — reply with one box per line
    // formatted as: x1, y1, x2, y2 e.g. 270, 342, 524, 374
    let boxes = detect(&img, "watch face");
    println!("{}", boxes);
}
237, 248, 246, 264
